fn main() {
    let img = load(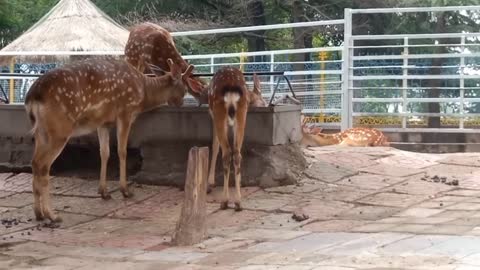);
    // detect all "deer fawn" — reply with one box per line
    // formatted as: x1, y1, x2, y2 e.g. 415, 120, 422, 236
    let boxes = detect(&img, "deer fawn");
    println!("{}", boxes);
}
301, 118, 390, 147
207, 67, 266, 211
25, 58, 196, 222
125, 22, 208, 105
